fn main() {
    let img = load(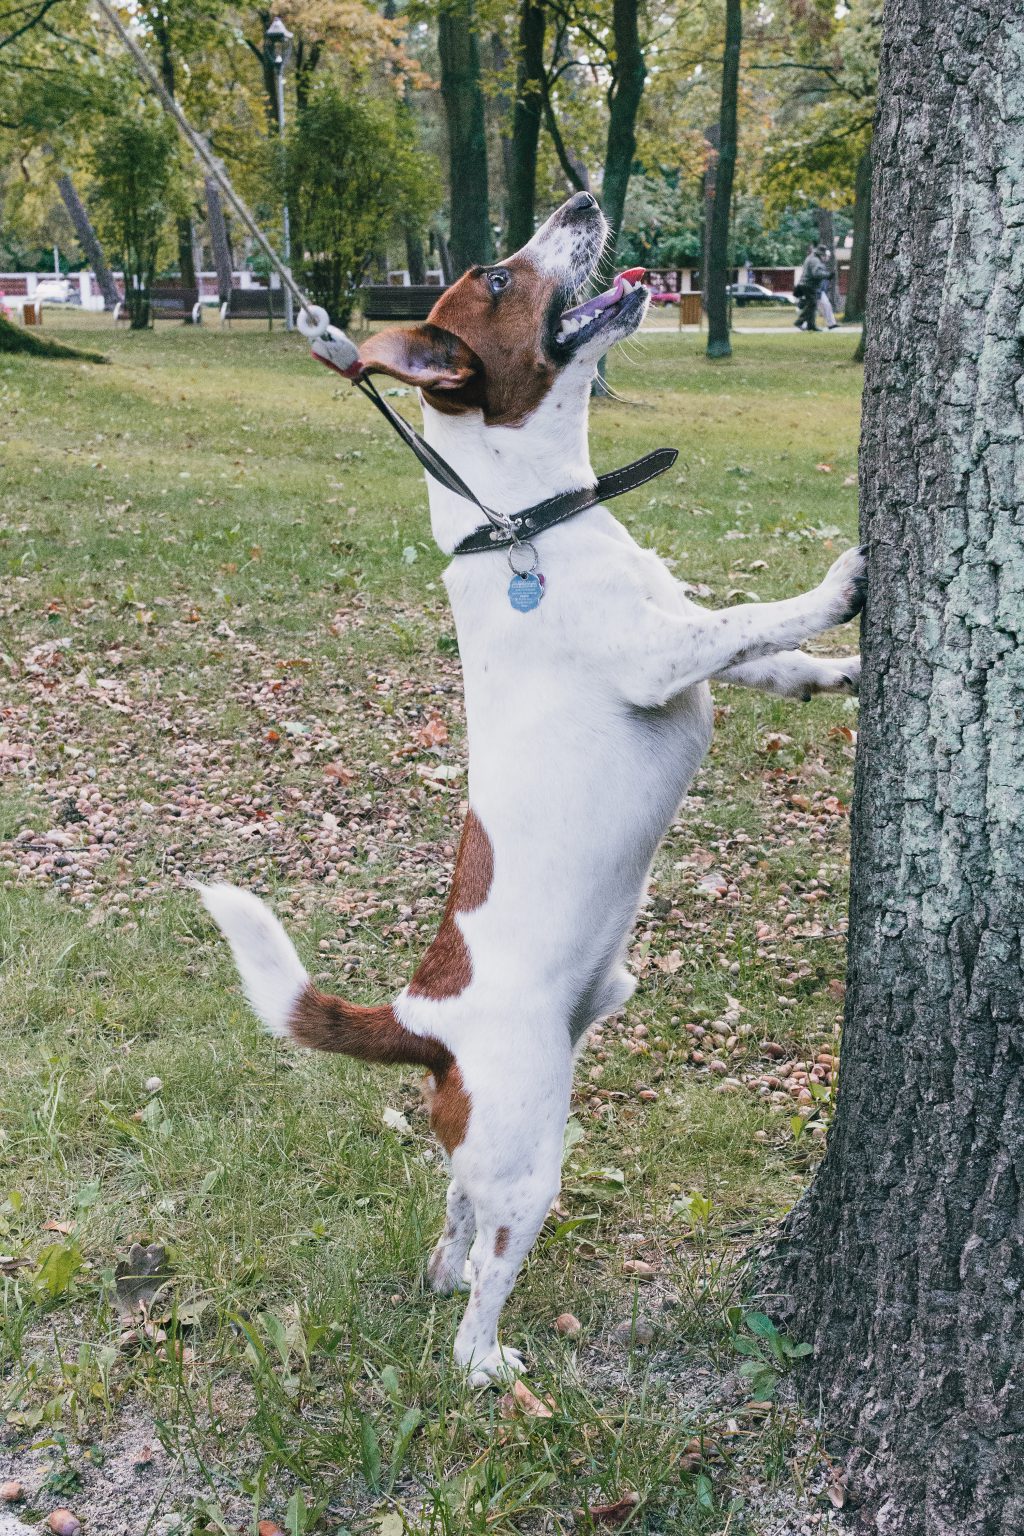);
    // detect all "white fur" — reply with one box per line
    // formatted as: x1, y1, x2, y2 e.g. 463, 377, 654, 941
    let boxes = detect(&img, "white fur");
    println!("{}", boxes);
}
197, 882, 308, 1035
202, 198, 863, 1385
